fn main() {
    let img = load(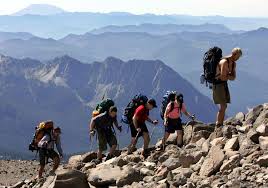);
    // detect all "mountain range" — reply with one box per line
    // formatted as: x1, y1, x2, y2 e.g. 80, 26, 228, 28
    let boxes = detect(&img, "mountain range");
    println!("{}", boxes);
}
0, 54, 216, 157
0, 31, 35, 42
1, 27, 267, 115
90, 23, 235, 35
1, 4, 268, 38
